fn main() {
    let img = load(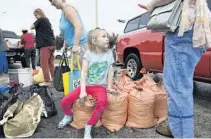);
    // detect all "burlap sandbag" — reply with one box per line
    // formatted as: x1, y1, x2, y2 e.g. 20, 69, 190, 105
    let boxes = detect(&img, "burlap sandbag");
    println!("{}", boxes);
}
116, 70, 135, 93
70, 96, 102, 129
150, 82, 167, 124
134, 69, 156, 89
126, 87, 157, 128
101, 90, 128, 132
